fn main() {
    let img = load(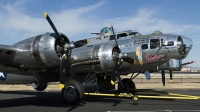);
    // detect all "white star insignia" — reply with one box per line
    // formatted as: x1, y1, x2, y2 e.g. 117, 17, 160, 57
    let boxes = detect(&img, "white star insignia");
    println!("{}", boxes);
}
0, 73, 5, 78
